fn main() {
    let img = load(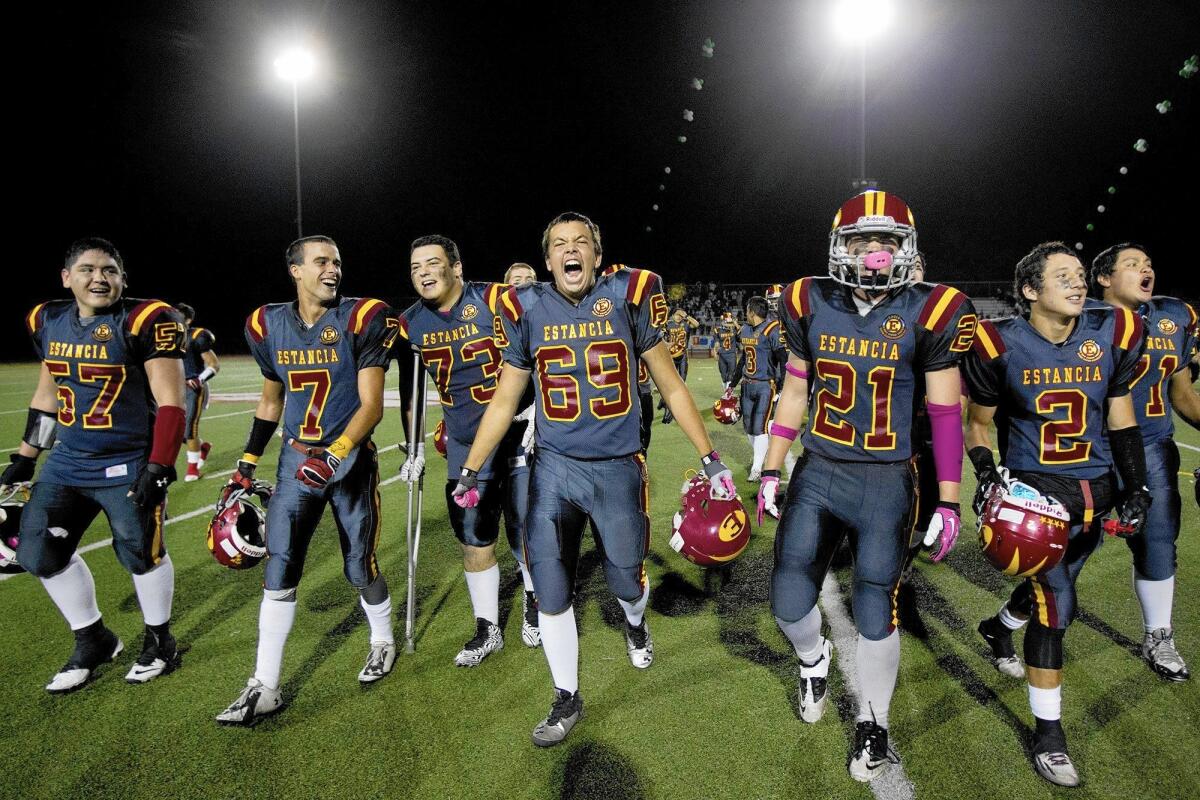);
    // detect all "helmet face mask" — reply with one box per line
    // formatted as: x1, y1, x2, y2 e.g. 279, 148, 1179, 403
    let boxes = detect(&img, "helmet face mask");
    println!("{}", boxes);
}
828, 191, 919, 291
208, 484, 271, 570
712, 394, 740, 424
